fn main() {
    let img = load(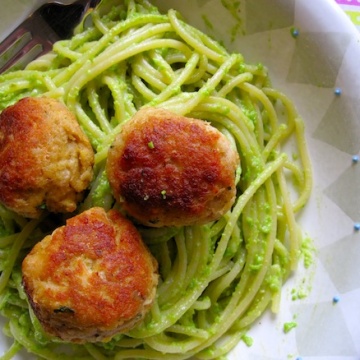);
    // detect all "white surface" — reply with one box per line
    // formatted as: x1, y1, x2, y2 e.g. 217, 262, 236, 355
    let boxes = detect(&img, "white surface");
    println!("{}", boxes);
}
1, 0, 360, 359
